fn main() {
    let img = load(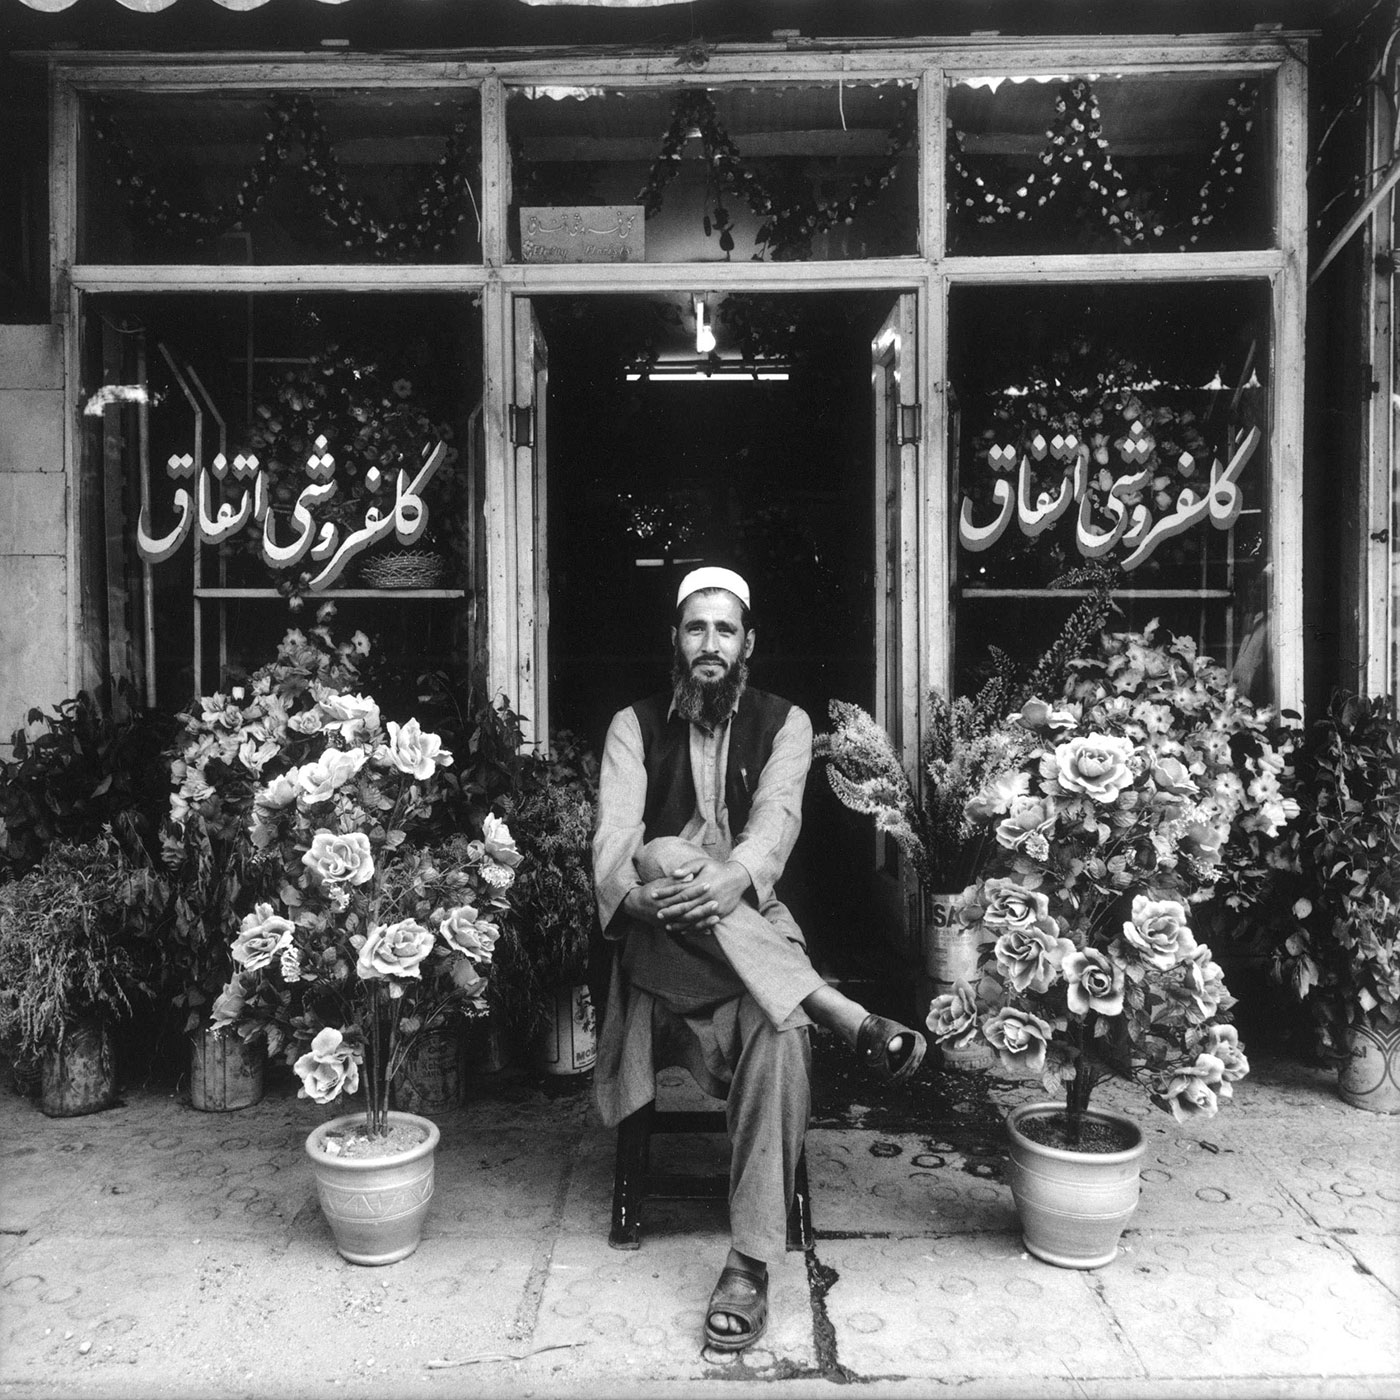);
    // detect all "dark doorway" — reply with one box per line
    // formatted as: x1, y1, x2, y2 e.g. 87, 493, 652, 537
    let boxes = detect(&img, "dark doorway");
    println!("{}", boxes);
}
539, 291, 898, 983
